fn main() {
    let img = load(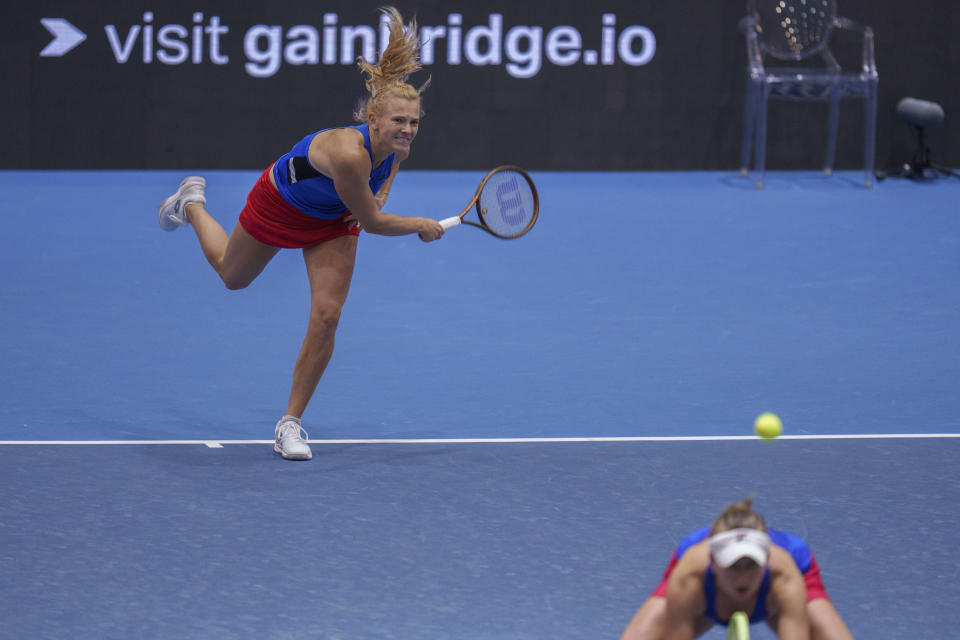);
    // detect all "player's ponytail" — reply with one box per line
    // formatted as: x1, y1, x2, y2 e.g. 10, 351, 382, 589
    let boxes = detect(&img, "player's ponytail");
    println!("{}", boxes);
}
710, 496, 768, 534
353, 7, 430, 122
